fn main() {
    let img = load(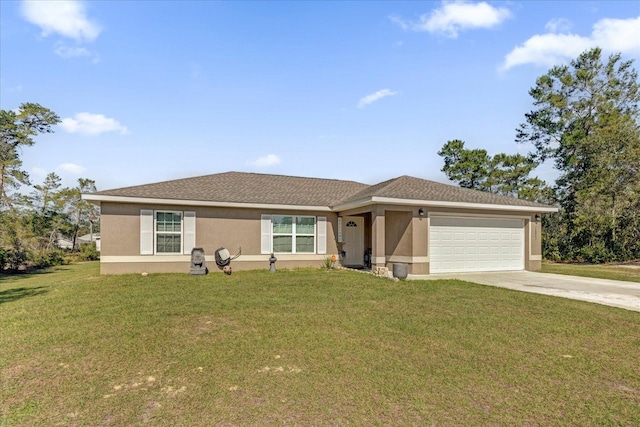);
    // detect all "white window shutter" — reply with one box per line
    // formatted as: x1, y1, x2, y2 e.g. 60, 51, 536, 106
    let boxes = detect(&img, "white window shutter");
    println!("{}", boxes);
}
183, 211, 196, 254
140, 209, 154, 255
317, 216, 327, 255
261, 215, 272, 254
